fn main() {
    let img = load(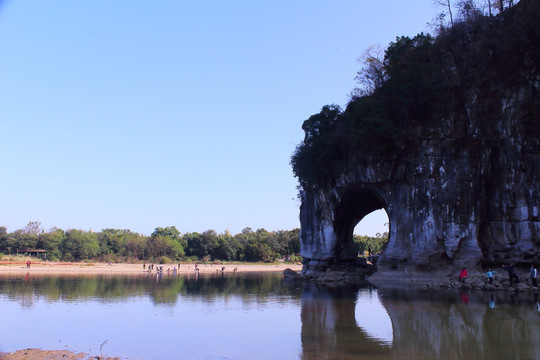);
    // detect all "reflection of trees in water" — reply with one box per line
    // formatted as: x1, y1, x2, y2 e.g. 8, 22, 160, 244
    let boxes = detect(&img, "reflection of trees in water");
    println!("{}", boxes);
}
3, 274, 538, 360
0, 273, 301, 307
